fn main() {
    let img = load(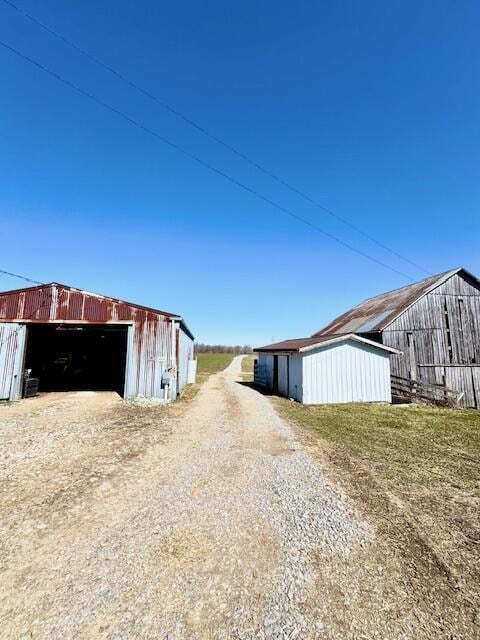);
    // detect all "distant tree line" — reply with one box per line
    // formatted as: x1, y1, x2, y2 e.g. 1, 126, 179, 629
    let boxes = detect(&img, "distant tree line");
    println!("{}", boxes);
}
195, 344, 253, 354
